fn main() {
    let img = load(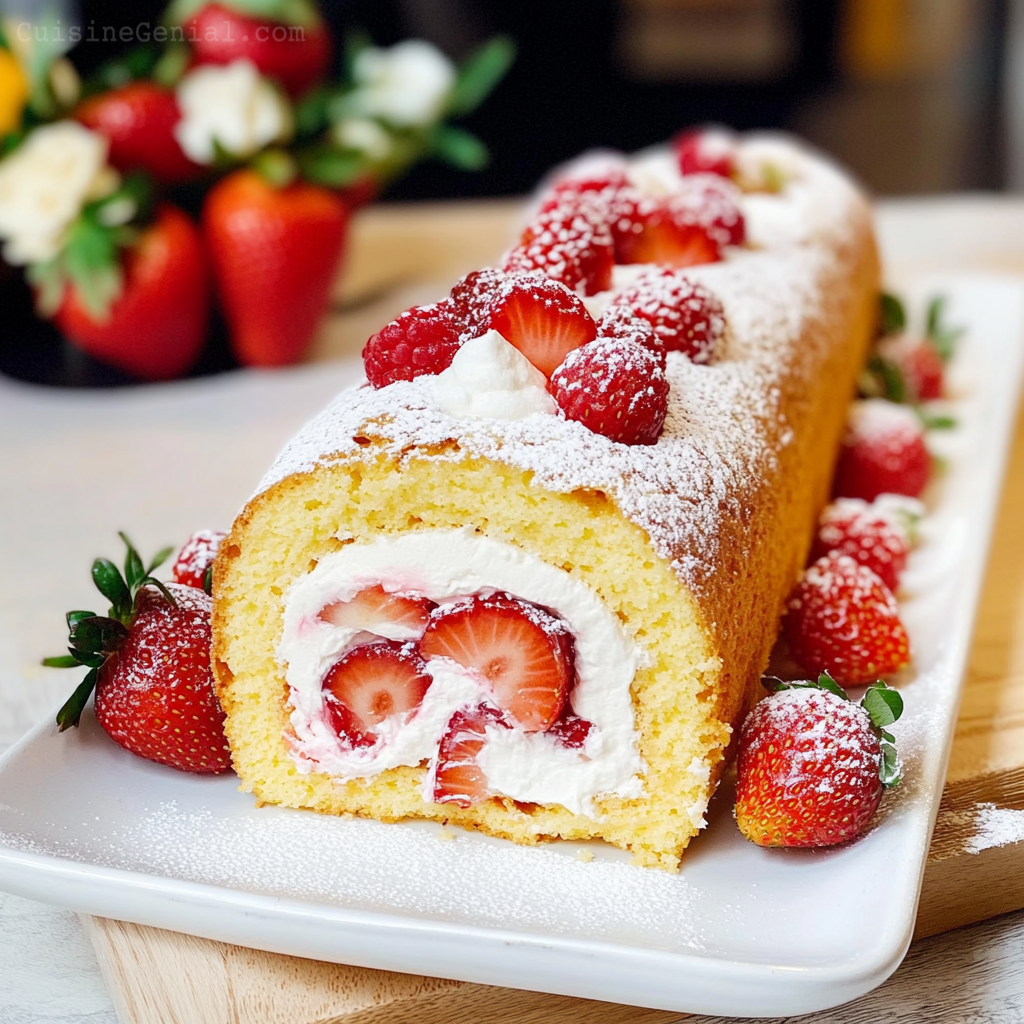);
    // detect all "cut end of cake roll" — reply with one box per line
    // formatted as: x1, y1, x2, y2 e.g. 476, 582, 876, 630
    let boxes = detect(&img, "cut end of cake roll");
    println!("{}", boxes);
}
212, 130, 880, 870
